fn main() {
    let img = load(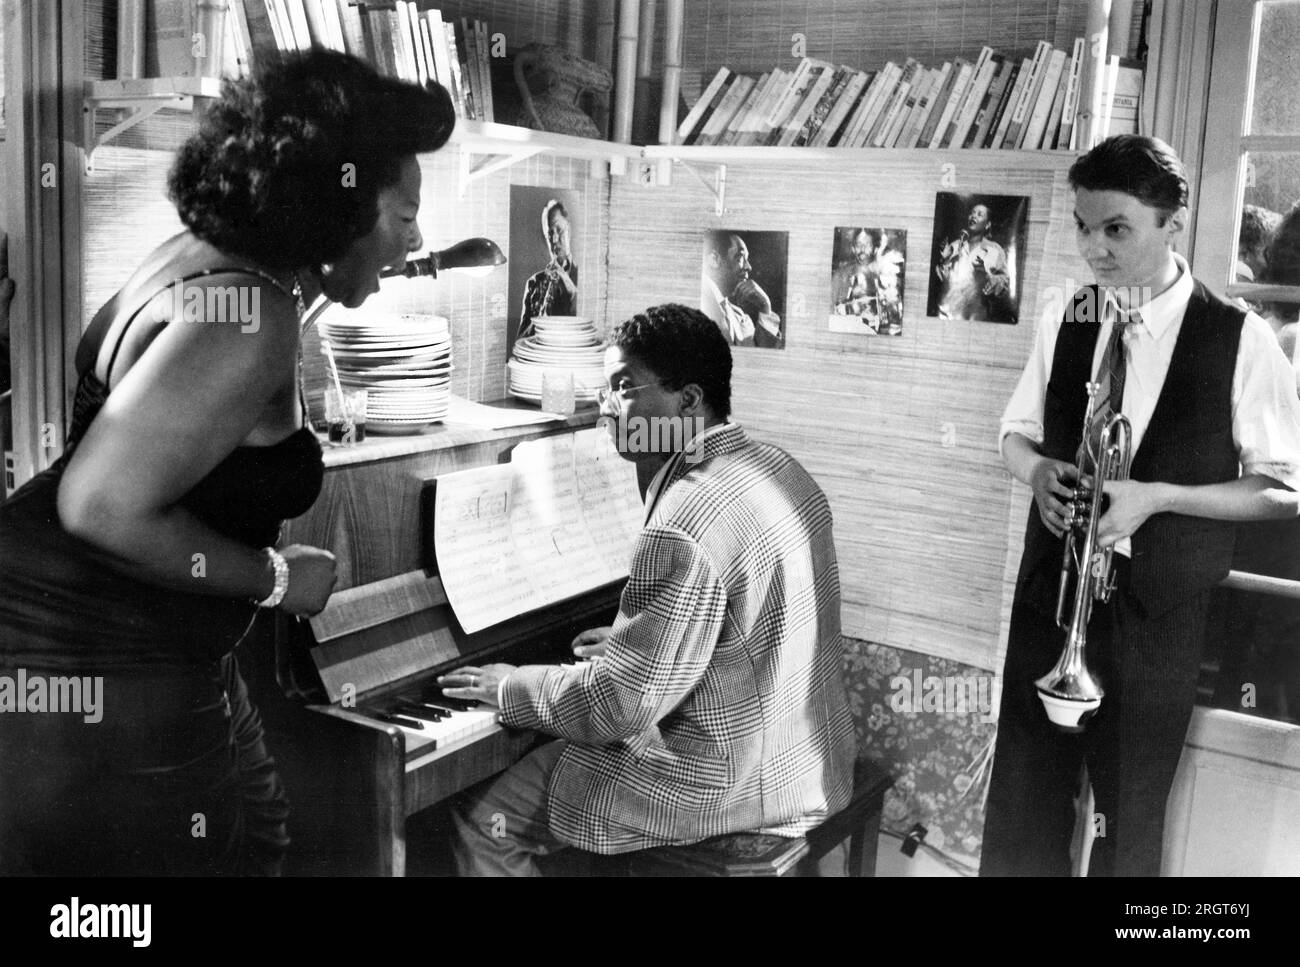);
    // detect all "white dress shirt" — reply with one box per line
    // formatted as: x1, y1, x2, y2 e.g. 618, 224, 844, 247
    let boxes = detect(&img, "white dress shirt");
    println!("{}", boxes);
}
1000, 253, 1300, 556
